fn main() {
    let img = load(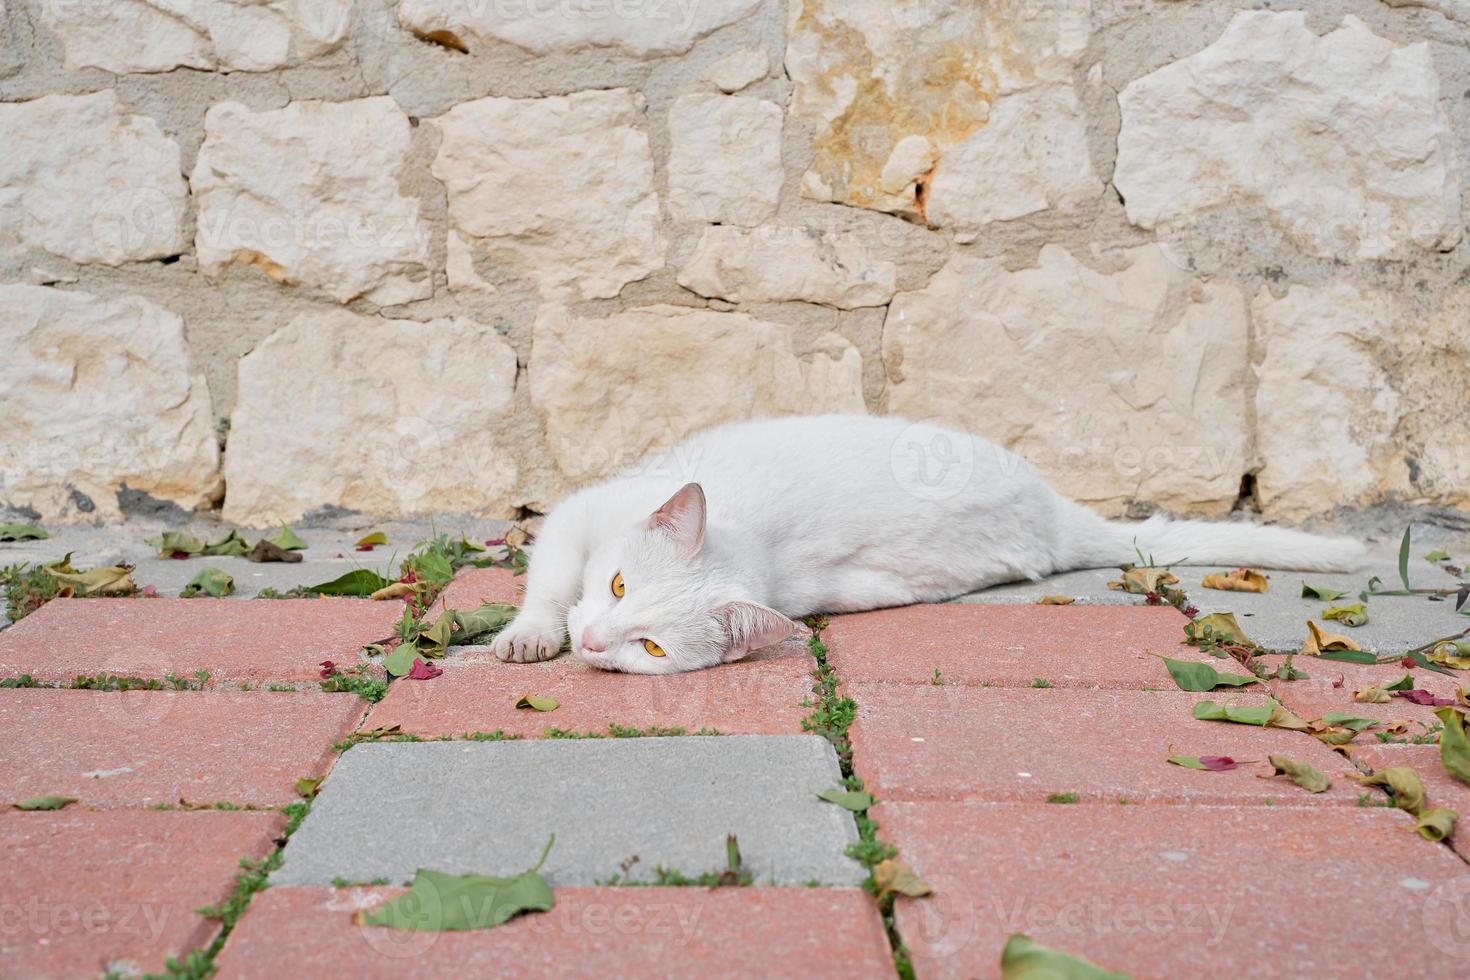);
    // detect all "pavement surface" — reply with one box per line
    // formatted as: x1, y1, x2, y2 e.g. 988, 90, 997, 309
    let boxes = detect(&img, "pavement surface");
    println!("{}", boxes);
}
1, 513, 1468, 976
